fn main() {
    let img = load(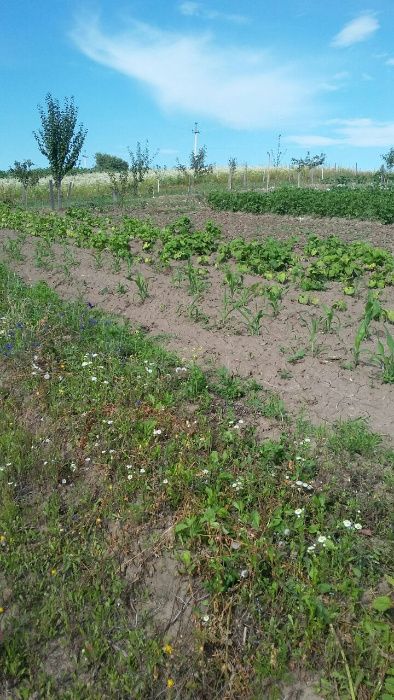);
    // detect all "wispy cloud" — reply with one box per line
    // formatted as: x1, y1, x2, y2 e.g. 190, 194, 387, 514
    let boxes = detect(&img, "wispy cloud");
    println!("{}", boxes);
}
71, 14, 319, 130
386, 58, 394, 66
178, 2, 248, 24
288, 119, 394, 148
331, 13, 379, 48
